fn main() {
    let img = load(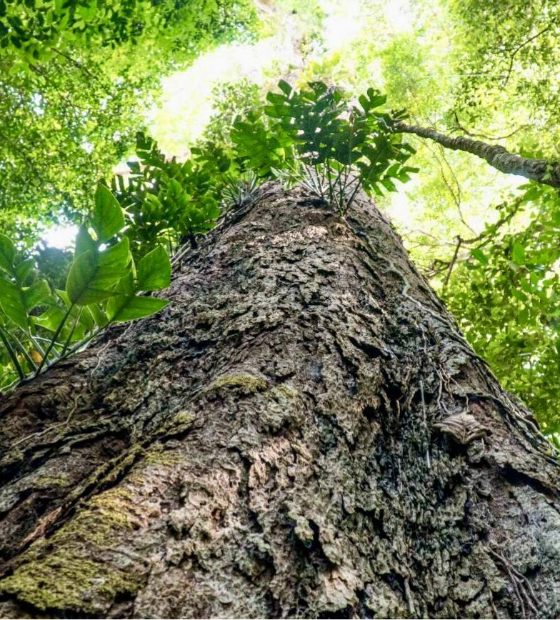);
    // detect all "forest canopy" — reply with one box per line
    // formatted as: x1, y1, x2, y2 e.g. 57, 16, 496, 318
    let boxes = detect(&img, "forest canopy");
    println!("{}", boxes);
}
1, 0, 560, 446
